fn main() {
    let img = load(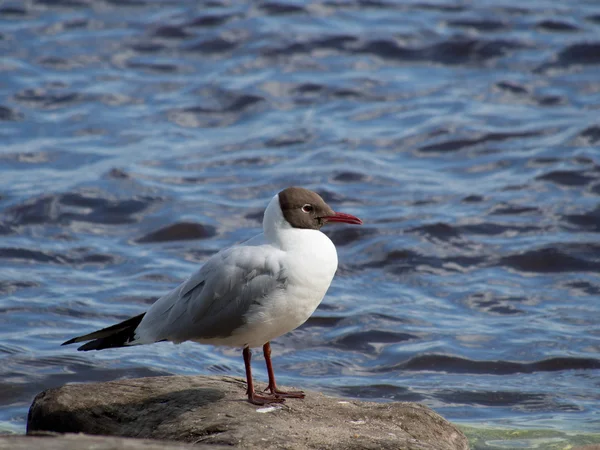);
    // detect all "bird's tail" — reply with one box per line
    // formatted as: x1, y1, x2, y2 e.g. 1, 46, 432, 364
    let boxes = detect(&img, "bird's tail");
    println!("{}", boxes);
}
61, 313, 146, 351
